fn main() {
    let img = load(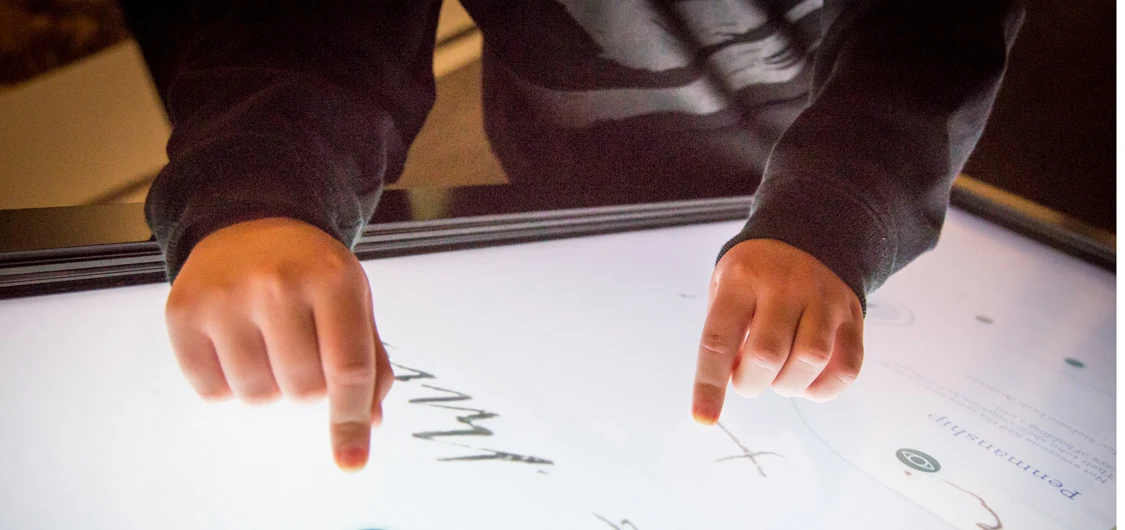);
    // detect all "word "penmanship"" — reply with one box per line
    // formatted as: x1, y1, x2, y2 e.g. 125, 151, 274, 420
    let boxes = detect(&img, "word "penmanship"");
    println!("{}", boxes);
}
929, 413, 1081, 500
